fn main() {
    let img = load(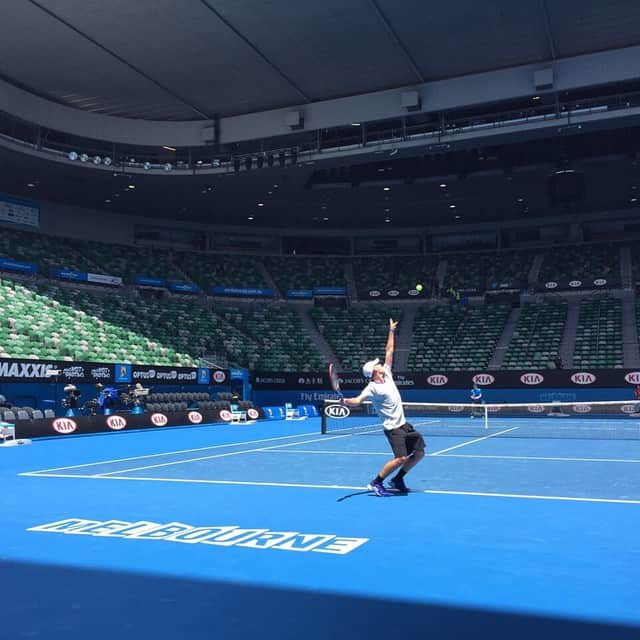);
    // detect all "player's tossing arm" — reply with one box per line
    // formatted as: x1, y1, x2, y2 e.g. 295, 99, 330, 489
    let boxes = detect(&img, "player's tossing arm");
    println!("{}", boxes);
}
385, 318, 398, 368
